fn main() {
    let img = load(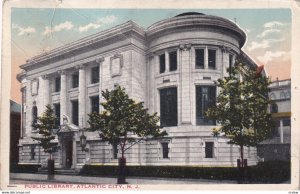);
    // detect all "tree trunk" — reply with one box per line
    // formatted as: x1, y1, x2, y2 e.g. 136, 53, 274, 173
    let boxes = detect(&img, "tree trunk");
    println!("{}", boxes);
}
239, 144, 245, 183
47, 153, 55, 180
117, 144, 127, 184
